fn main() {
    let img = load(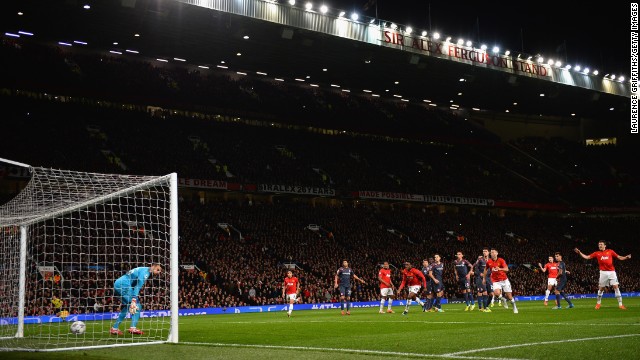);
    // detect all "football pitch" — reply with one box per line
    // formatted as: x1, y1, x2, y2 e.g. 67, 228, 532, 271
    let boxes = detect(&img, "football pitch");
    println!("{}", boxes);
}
3, 298, 640, 359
